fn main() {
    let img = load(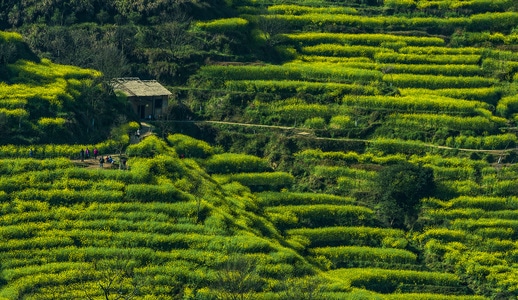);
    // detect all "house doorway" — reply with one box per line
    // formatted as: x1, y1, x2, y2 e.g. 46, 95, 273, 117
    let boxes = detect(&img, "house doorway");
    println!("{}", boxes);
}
137, 105, 146, 119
